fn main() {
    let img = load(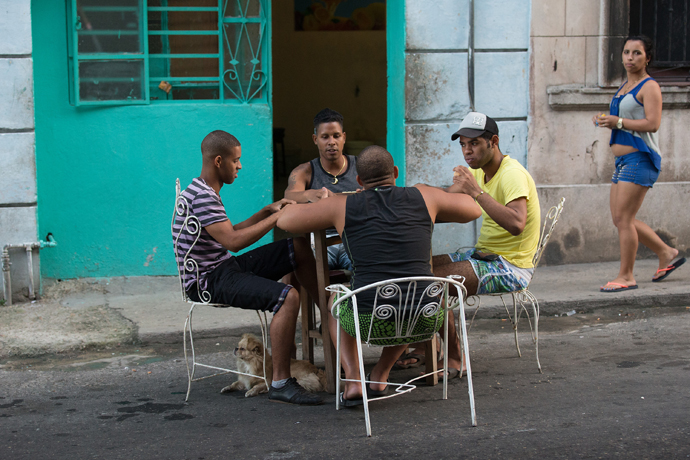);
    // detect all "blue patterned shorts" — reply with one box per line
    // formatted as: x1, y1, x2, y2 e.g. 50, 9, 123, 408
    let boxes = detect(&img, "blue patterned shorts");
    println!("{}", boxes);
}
447, 249, 532, 295
611, 151, 659, 188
